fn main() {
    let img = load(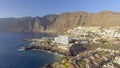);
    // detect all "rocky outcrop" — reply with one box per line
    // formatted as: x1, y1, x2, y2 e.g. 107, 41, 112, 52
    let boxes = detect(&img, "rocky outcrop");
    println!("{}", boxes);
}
70, 44, 86, 56
25, 45, 71, 56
